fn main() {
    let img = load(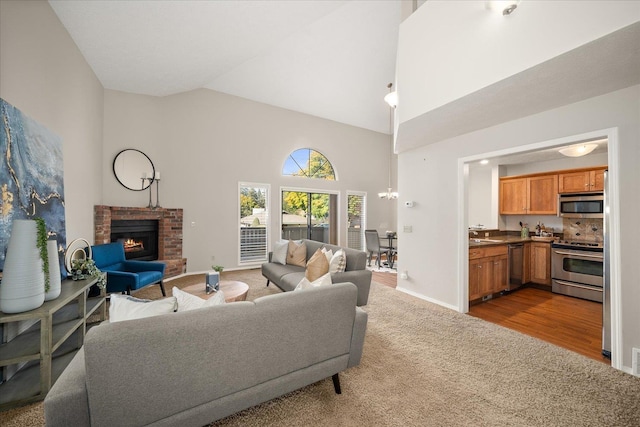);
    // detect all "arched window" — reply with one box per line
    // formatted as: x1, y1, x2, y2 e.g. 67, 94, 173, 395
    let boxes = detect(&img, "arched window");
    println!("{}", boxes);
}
283, 149, 335, 180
